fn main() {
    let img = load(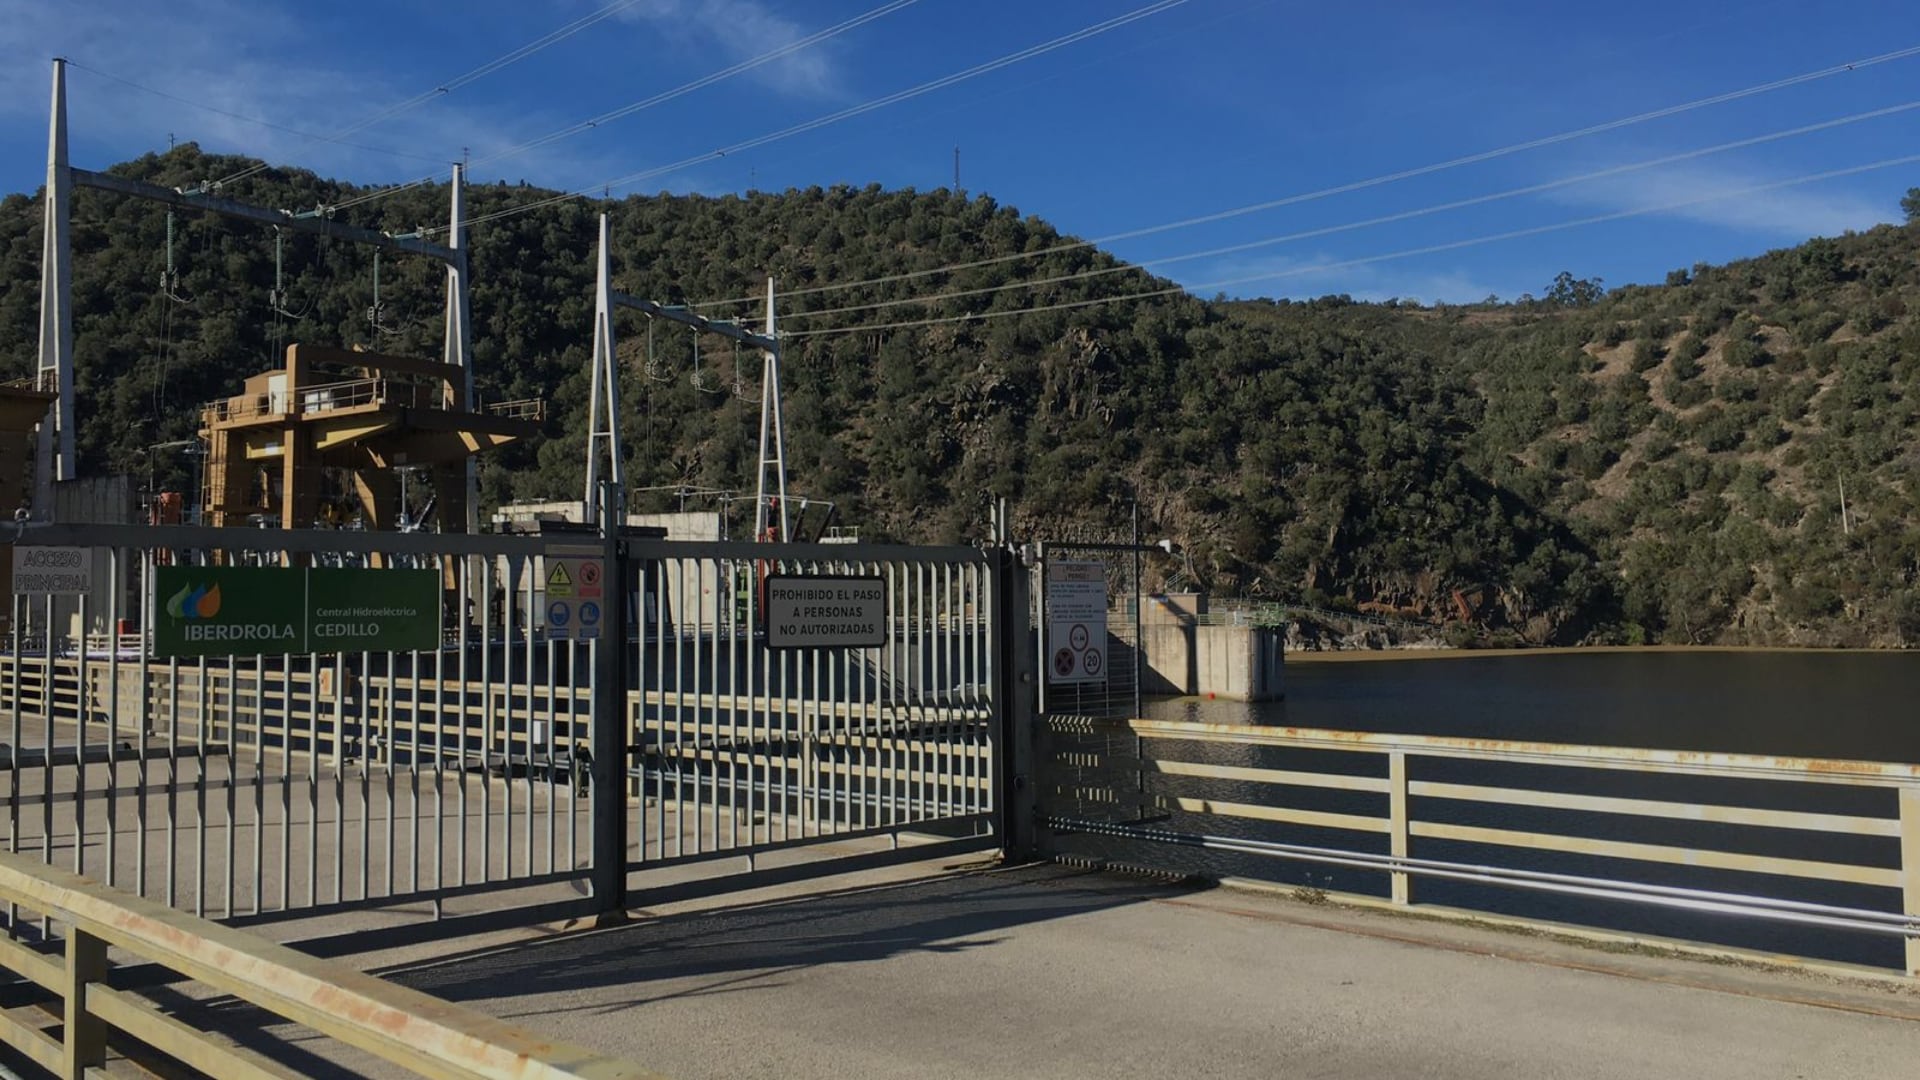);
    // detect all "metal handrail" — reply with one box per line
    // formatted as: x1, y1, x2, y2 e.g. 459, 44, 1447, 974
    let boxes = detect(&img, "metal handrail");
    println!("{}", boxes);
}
1041, 715, 1920, 974
0, 849, 662, 1079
